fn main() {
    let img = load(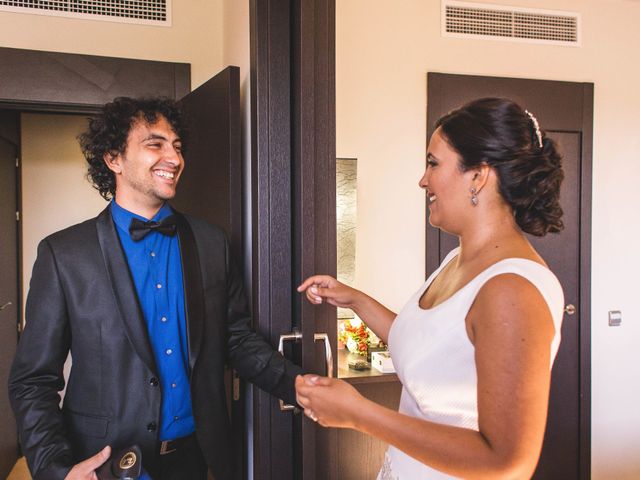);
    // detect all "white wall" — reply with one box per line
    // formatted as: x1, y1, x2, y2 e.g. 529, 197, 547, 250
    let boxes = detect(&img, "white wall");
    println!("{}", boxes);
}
20, 113, 105, 400
220, 4, 254, 476
336, 1, 640, 478
222, 0, 252, 286
21, 113, 106, 312
0, 2, 224, 89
